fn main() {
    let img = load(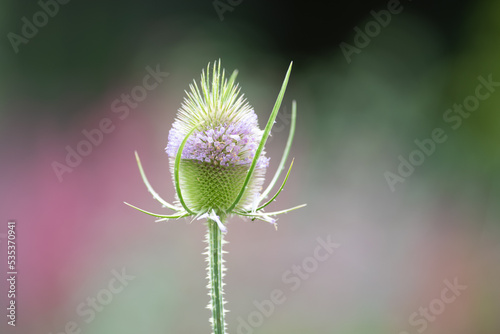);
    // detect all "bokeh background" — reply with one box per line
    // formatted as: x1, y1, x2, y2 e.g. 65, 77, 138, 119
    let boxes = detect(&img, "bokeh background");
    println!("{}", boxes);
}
1, 0, 499, 333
